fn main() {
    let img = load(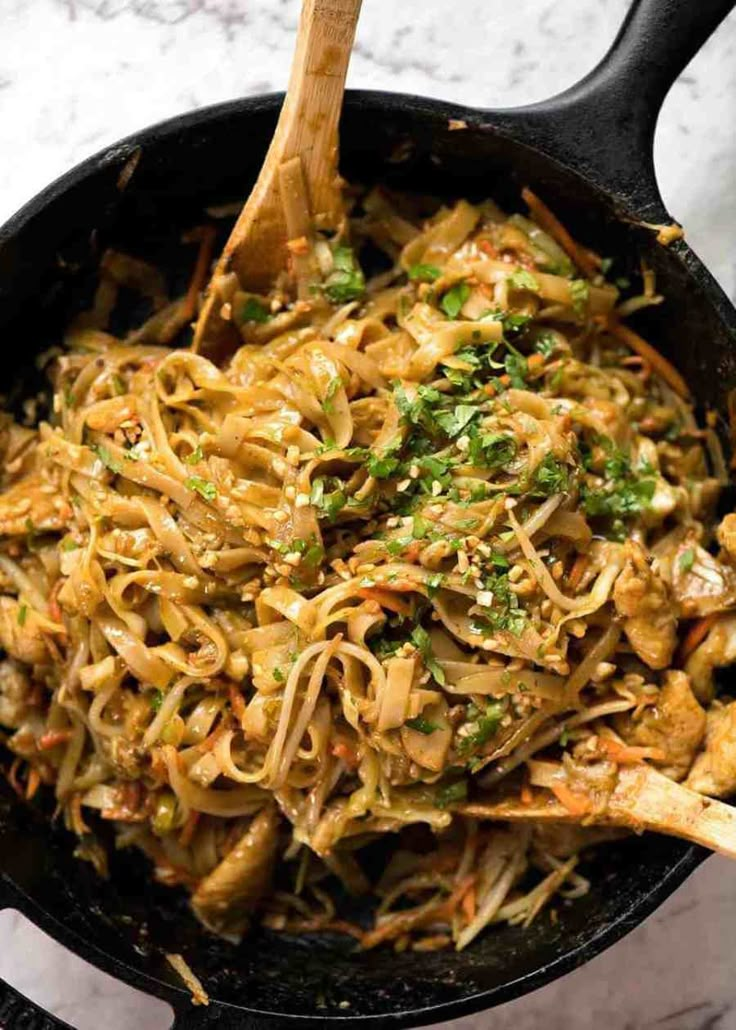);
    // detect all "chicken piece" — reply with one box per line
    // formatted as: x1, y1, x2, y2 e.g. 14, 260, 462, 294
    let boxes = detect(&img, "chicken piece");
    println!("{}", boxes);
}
615, 670, 705, 781
0, 659, 32, 729
0, 470, 69, 537
717, 513, 736, 563
191, 807, 279, 937
671, 541, 736, 618
685, 614, 736, 703
686, 702, 736, 798
0, 597, 49, 665
613, 542, 677, 669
